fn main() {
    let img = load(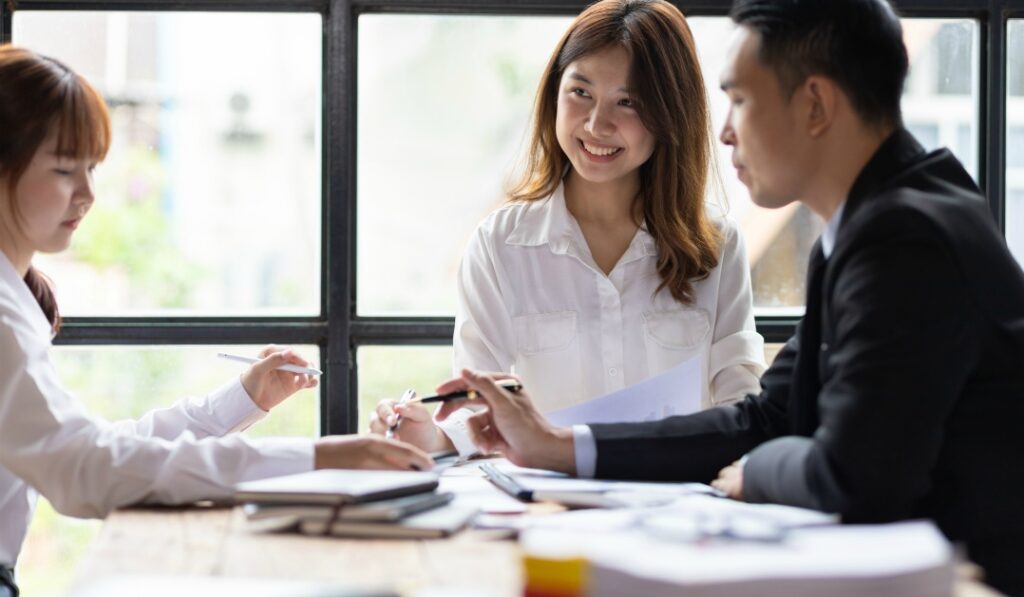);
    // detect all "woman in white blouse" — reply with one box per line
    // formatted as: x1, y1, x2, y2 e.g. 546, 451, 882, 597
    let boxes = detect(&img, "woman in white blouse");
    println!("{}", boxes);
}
370, 0, 766, 456
0, 45, 431, 592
